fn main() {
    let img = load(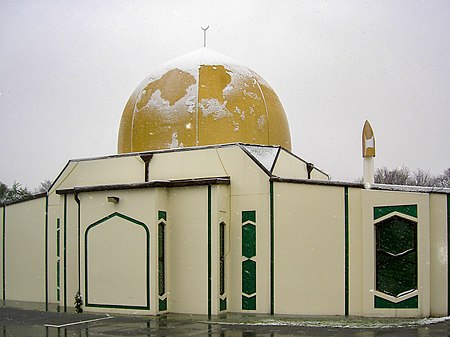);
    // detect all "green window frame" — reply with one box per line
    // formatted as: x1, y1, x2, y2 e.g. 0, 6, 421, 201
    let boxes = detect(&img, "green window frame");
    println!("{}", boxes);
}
375, 215, 417, 298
